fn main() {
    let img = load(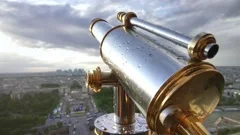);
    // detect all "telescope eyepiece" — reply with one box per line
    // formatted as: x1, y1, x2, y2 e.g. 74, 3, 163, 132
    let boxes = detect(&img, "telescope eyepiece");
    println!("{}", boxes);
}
204, 43, 219, 59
